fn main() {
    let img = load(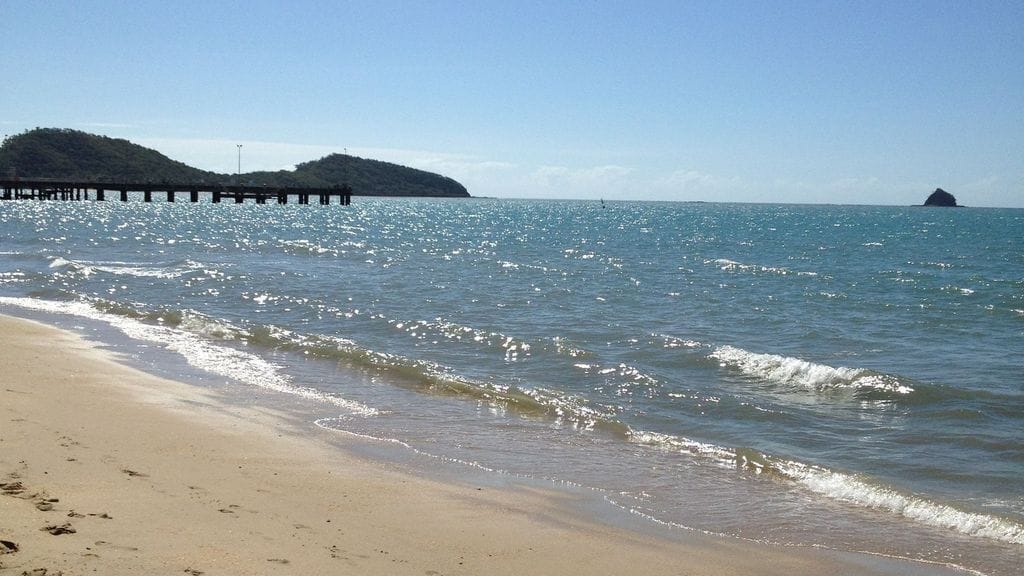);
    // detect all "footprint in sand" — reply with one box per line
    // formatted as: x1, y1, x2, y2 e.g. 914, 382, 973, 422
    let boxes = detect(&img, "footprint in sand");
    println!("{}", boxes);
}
0, 539, 18, 554
93, 541, 139, 552
34, 497, 59, 511
0, 481, 26, 495
58, 435, 81, 448
40, 523, 76, 535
